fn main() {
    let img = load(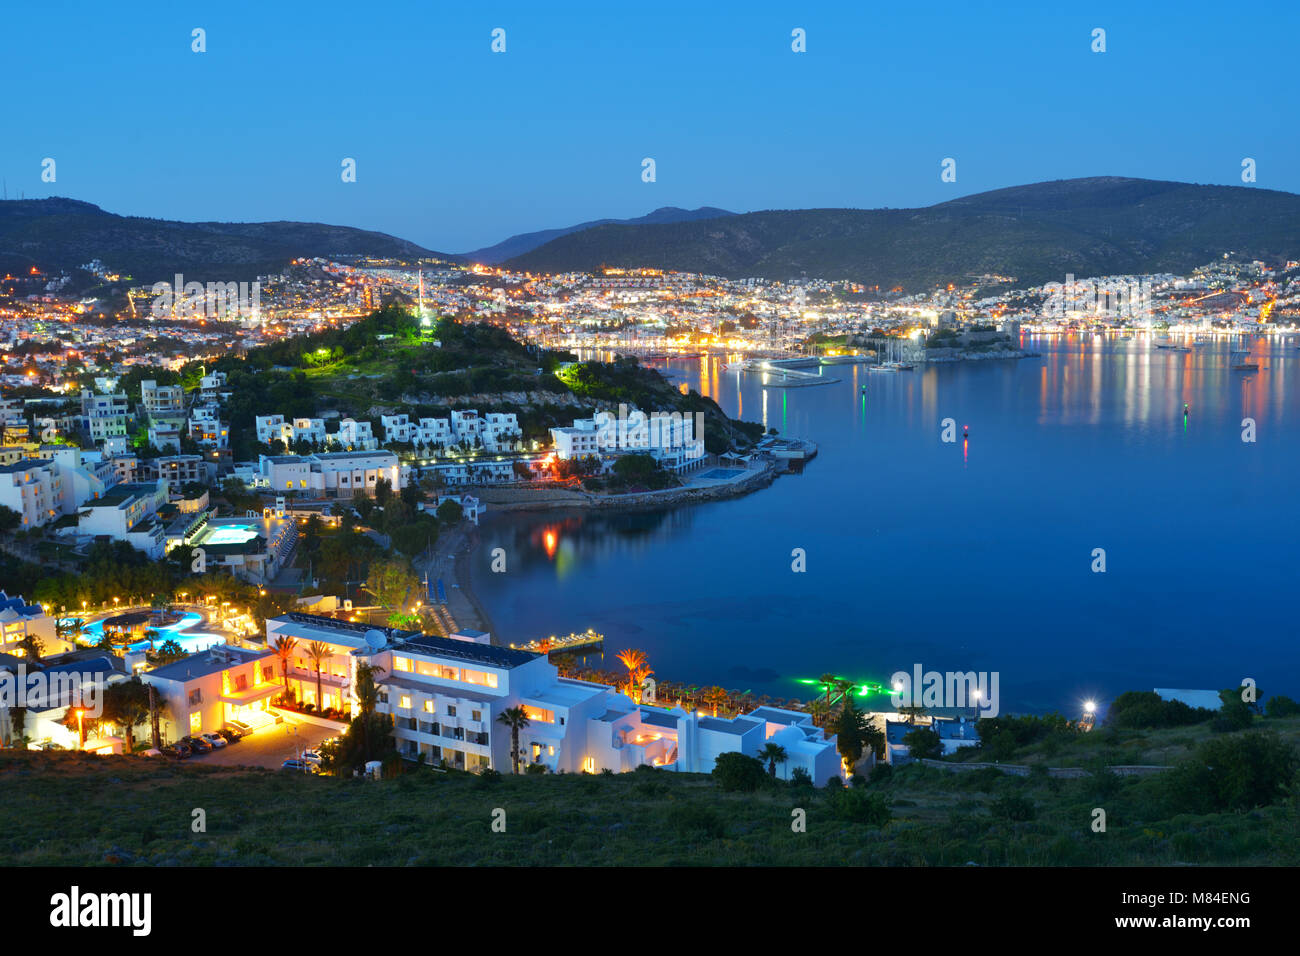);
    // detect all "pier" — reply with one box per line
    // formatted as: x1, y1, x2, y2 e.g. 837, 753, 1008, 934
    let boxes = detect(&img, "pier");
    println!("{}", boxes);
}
509, 628, 605, 655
